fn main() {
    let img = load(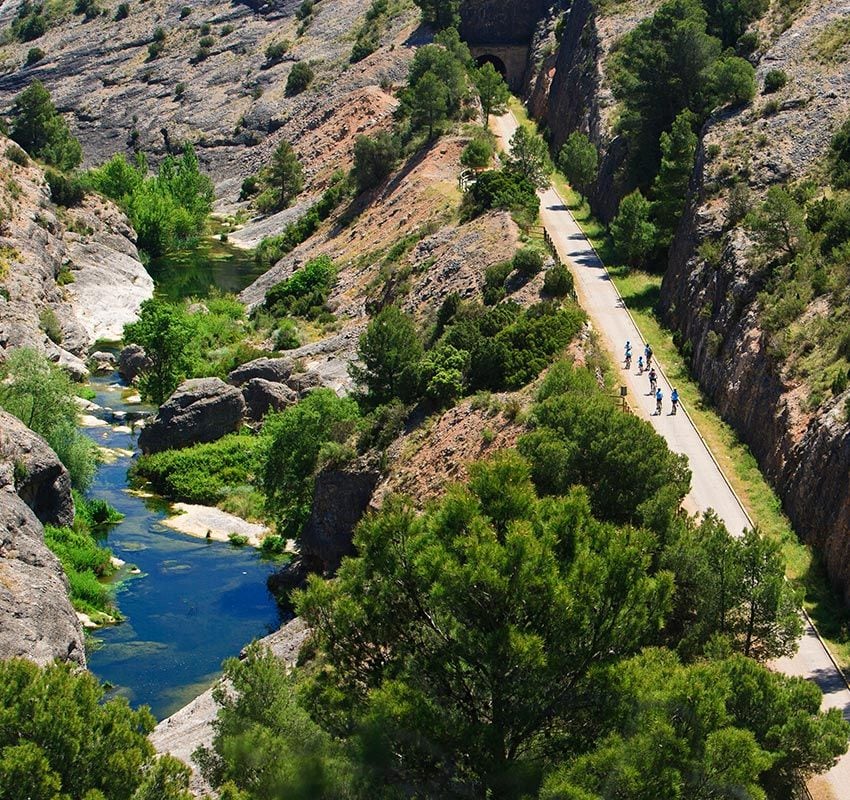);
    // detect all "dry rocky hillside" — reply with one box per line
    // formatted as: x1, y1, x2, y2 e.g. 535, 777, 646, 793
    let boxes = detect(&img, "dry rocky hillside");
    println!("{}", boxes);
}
0, 134, 151, 375
0, 0, 419, 199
